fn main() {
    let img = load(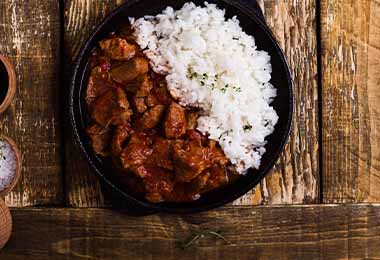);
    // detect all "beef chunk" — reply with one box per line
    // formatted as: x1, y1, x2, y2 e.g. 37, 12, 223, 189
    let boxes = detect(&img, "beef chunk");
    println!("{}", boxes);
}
86, 124, 111, 156
164, 102, 187, 139
151, 138, 173, 170
128, 131, 156, 146
132, 95, 148, 114
135, 166, 174, 203
86, 66, 113, 105
186, 129, 207, 143
202, 165, 229, 191
126, 74, 153, 97
145, 92, 159, 107
186, 170, 210, 196
151, 74, 172, 105
110, 57, 149, 84
136, 105, 165, 130
99, 38, 137, 61
187, 165, 228, 195
90, 54, 111, 71
163, 184, 200, 202
207, 140, 229, 166
111, 125, 131, 156
90, 88, 132, 127
186, 111, 199, 129
172, 140, 212, 182
120, 142, 153, 174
